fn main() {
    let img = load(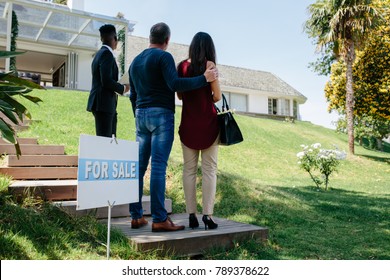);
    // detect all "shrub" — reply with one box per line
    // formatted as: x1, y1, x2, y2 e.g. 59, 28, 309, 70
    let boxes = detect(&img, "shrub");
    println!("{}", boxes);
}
297, 143, 346, 190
